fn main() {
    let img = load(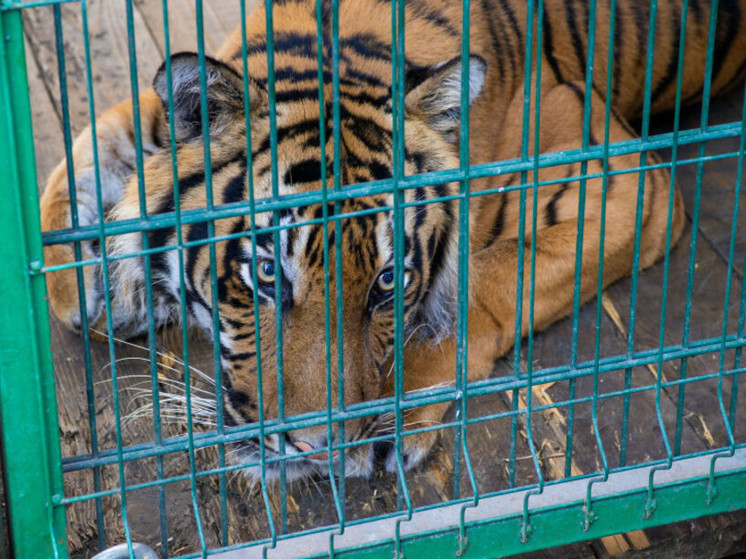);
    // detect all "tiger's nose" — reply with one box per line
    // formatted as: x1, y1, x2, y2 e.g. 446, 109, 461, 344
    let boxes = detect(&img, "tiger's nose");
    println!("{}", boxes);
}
292, 439, 339, 461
